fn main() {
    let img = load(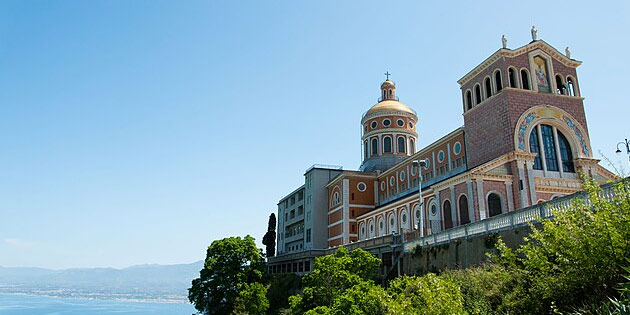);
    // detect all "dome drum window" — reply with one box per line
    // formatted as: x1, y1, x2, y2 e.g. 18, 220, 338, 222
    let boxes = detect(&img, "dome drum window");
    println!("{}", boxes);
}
383, 119, 391, 127
383, 137, 392, 153
397, 136, 406, 153
396, 119, 404, 127
370, 121, 378, 129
